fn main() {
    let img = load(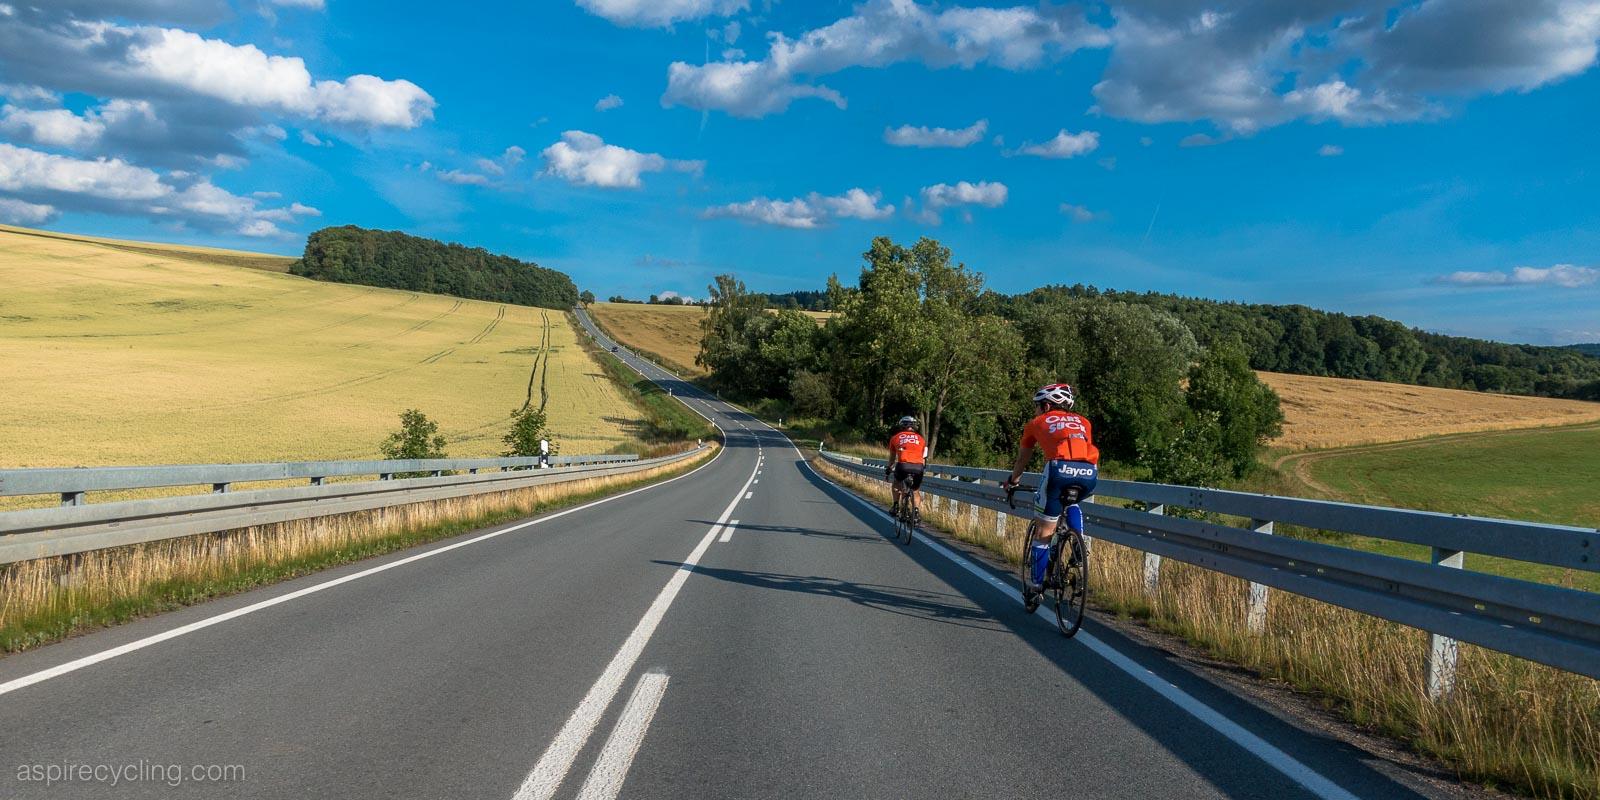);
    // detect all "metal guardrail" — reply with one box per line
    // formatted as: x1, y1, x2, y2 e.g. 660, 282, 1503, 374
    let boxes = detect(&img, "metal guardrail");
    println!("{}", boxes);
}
819, 451, 1600, 689
0, 454, 640, 504
0, 449, 704, 565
